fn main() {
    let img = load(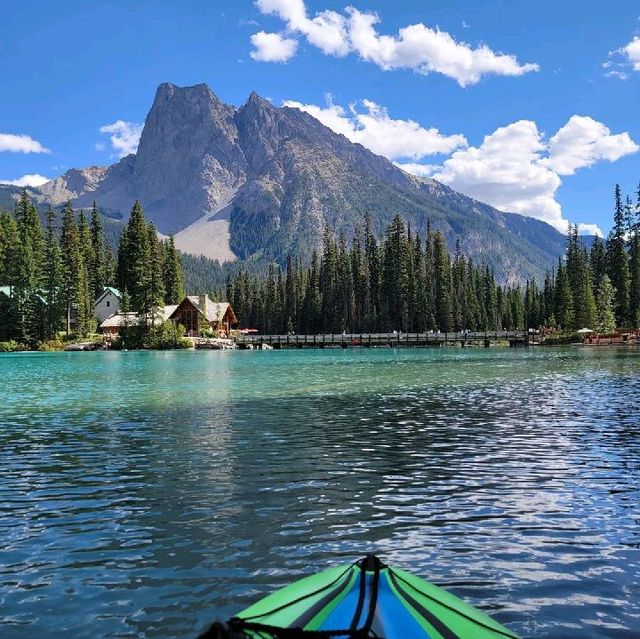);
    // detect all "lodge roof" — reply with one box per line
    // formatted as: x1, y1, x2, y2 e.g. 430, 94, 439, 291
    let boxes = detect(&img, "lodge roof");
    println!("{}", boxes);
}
95, 287, 122, 305
184, 296, 235, 323
99, 304, 178, 330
